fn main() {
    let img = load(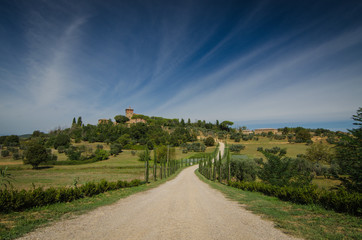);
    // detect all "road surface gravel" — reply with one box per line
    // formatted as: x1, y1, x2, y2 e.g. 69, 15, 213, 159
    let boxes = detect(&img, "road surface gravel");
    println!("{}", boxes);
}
18, 149, 299, 240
